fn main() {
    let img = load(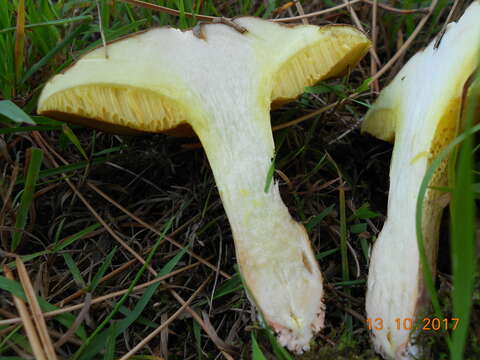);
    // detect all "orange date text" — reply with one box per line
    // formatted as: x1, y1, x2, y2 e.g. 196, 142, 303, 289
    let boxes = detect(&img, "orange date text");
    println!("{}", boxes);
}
366, 317, 459, 331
